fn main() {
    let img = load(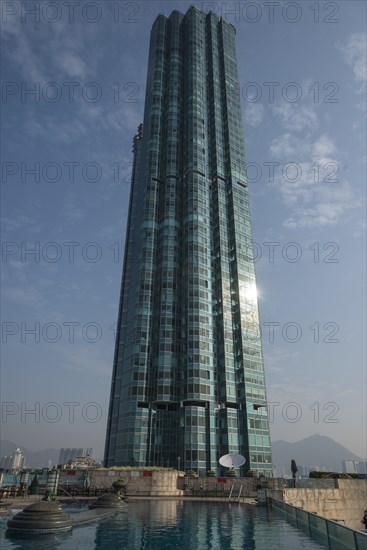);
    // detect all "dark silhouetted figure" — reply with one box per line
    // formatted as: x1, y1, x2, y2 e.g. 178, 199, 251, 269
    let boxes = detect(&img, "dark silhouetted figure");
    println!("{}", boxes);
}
362, 510, 367, 530
291, 459, 298, 487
